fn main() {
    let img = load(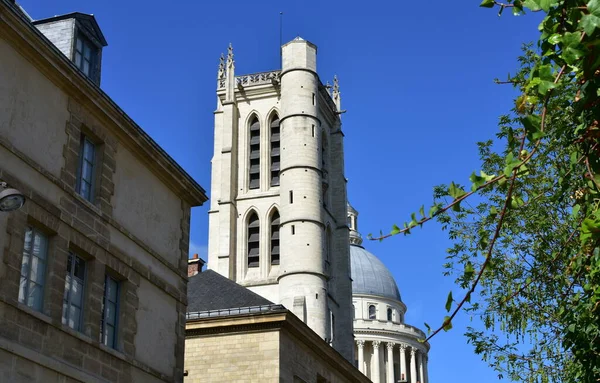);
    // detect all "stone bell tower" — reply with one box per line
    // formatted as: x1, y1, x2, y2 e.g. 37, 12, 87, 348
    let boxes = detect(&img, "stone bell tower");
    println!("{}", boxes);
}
206, 38, 354, 361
